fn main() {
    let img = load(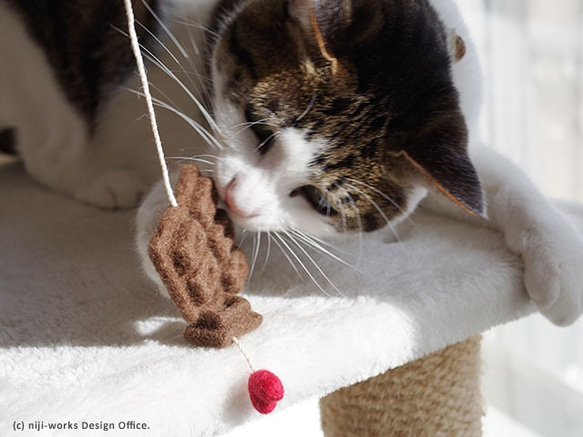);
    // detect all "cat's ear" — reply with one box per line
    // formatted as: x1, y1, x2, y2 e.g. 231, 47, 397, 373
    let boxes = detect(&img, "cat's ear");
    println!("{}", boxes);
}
389, 116, 485, 217
399, 148, 485, 217
449, 30, 466, 62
